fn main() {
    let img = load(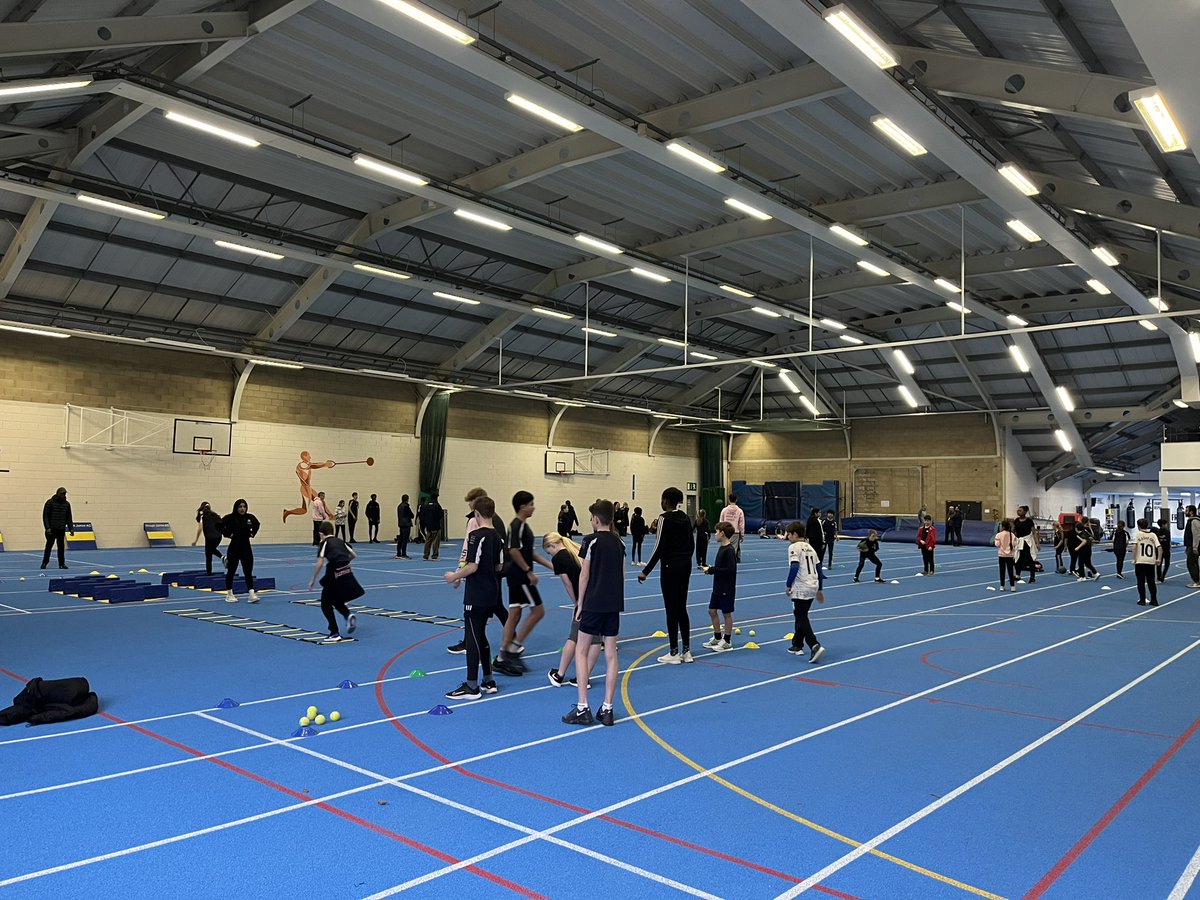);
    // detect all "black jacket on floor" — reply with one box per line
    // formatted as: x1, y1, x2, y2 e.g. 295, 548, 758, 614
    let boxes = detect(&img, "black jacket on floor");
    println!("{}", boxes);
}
0, 676, 99, 726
